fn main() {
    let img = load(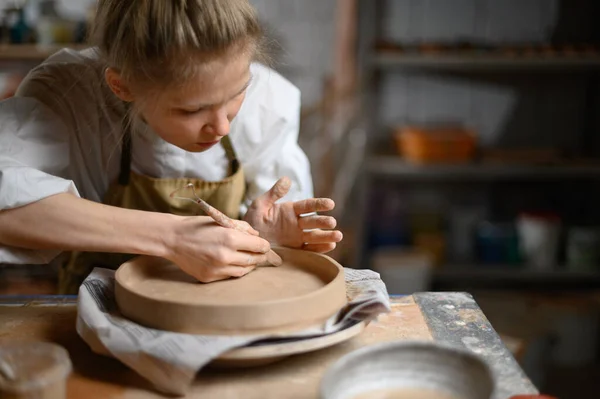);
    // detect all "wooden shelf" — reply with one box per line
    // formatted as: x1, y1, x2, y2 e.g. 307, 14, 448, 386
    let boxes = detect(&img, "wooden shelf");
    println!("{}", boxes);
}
432, 267, 600, 291
365, 156, 600, 181
0, 44, 88, 61
373, 52, 600, 72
